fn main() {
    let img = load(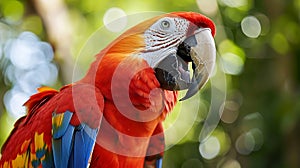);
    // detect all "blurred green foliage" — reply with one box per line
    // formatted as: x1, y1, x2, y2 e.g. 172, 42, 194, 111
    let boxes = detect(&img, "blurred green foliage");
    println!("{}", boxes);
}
1, 0, 300, 168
